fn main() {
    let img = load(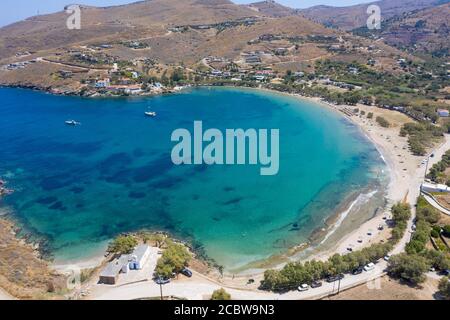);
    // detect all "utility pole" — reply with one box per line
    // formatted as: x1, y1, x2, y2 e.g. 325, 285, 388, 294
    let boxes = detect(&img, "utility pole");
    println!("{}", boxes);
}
159, 282, 163, 301
337, 278, 342, 295
424, 154, 430, 179
332, 279, 336, 295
